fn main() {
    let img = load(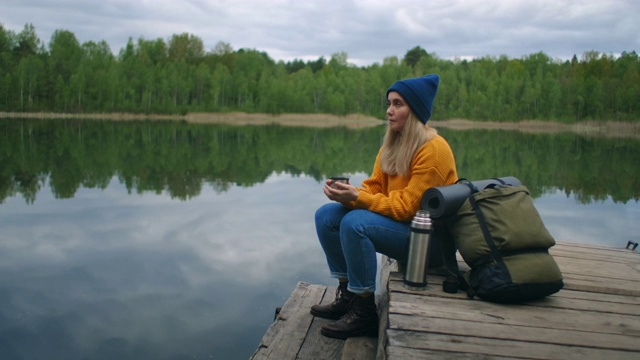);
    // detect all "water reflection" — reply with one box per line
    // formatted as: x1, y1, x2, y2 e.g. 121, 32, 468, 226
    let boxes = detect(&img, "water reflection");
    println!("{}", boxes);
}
2, 119, 639, 204
535, 189, 640, 247
1, 119, 639, 359
0, 119, 382, 203
0, 174, 337, 359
